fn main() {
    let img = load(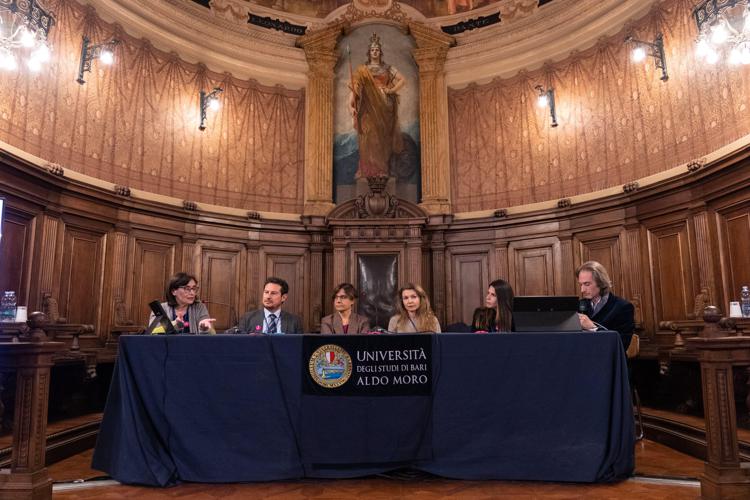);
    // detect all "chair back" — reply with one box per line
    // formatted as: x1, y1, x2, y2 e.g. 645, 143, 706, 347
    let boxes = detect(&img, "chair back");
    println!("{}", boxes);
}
626, 333, 640, 359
